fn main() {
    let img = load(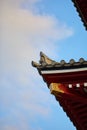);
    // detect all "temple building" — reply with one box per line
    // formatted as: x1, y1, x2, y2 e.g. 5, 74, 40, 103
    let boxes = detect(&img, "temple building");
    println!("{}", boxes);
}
32, 52, 87, 130
32, 0, 87, 130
